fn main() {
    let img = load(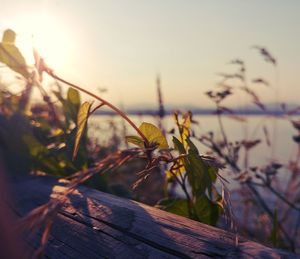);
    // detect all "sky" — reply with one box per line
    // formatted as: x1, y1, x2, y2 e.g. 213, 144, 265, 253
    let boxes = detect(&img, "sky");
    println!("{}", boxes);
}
1, 0, 300, 108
